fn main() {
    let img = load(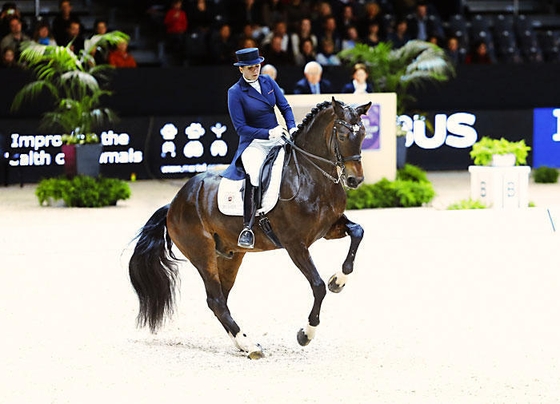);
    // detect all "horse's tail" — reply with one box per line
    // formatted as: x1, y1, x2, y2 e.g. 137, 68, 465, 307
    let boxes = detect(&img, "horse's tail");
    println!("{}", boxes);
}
129, 204, 179, 333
